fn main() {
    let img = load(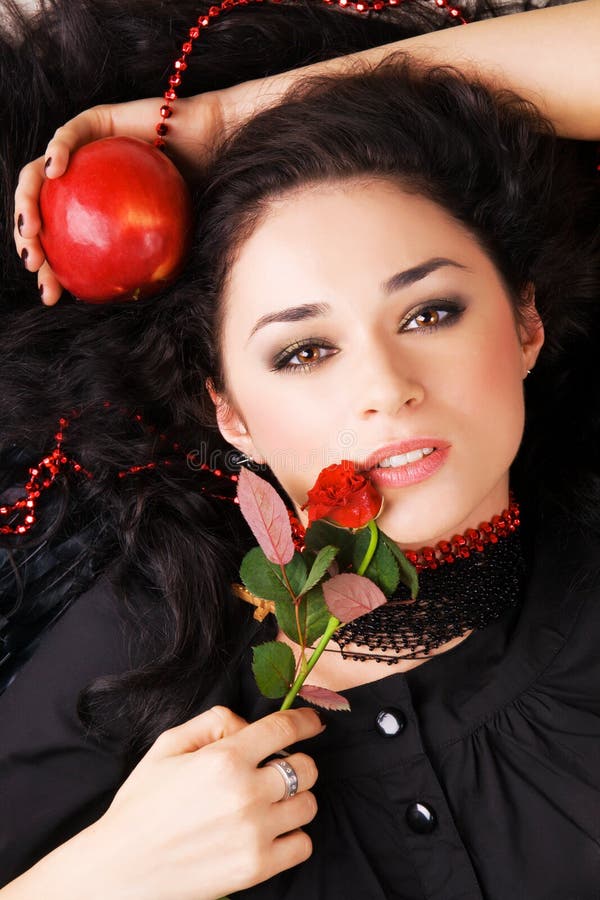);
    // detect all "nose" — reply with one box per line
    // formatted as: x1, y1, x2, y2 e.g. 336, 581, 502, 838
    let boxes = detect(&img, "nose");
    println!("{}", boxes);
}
351, 339, 424, 419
